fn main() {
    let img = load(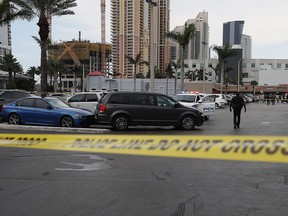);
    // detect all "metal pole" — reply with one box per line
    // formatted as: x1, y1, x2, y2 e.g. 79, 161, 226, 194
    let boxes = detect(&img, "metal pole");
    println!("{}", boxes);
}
82, 64, 85, 92
237, 59, 240, 92
202, 42, 207, 93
